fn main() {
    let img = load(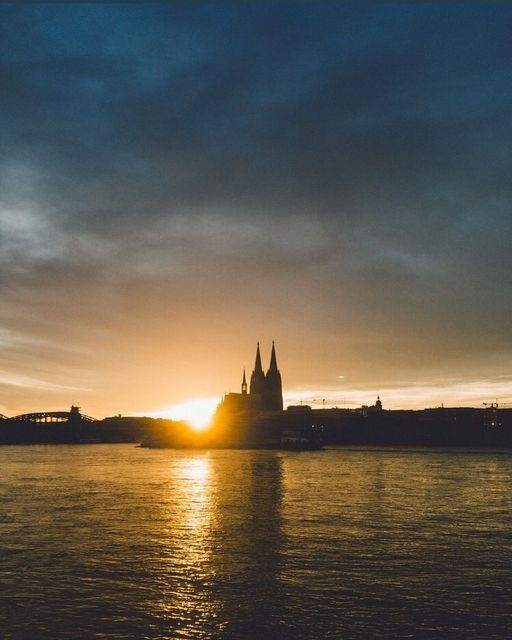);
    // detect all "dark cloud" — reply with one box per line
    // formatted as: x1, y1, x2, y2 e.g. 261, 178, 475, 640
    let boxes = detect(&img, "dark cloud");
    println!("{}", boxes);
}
1, 2, 512, 415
